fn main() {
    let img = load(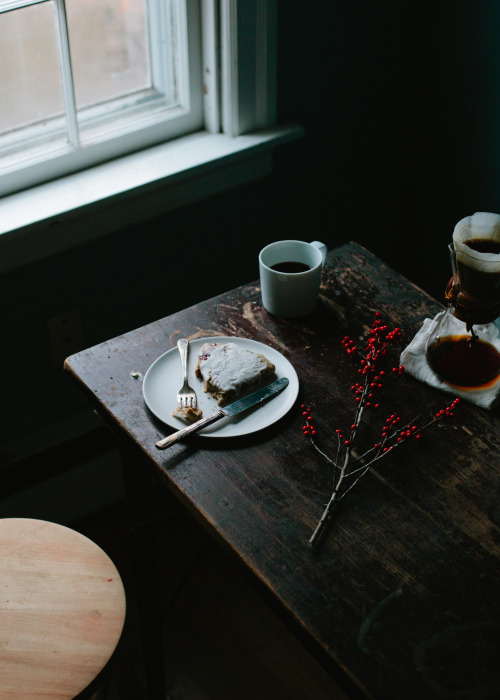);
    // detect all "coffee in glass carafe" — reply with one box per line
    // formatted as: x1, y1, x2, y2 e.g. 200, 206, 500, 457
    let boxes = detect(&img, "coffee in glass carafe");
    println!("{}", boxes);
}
426, 212, 500, 389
